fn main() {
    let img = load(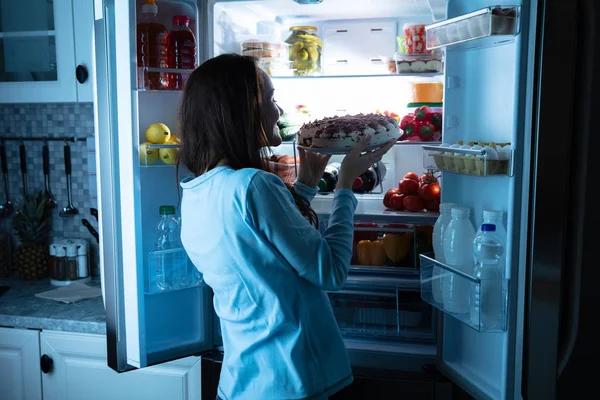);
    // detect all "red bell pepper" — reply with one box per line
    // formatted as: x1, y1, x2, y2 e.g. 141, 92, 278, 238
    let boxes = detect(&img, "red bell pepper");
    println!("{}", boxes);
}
416, 120, 435, 141
415, 105, 433, 122
430, 113, 442, 130
400, 114, 416, 137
